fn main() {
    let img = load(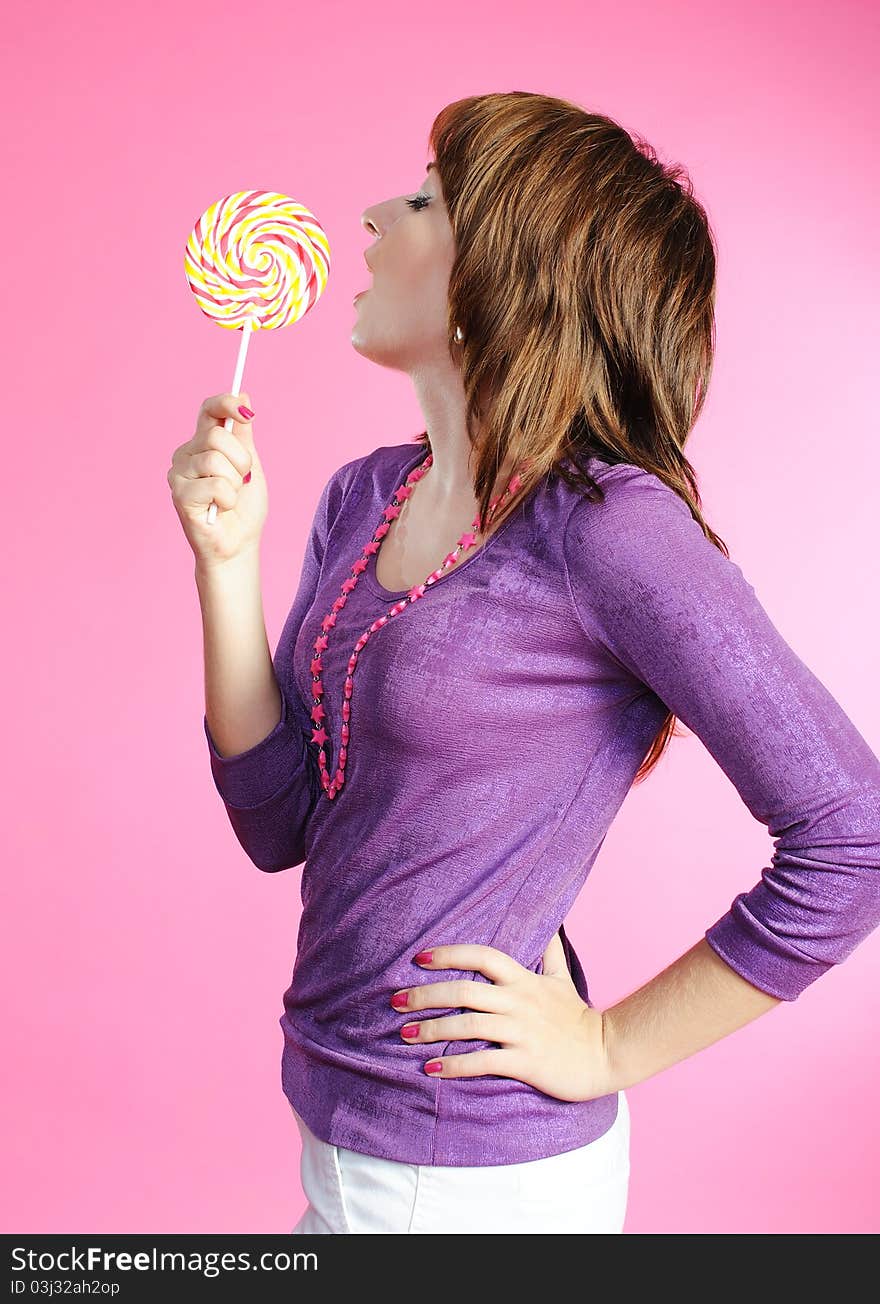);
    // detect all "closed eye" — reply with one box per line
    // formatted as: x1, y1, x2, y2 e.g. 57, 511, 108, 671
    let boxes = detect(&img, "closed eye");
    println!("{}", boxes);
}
406, 194, 430, 211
